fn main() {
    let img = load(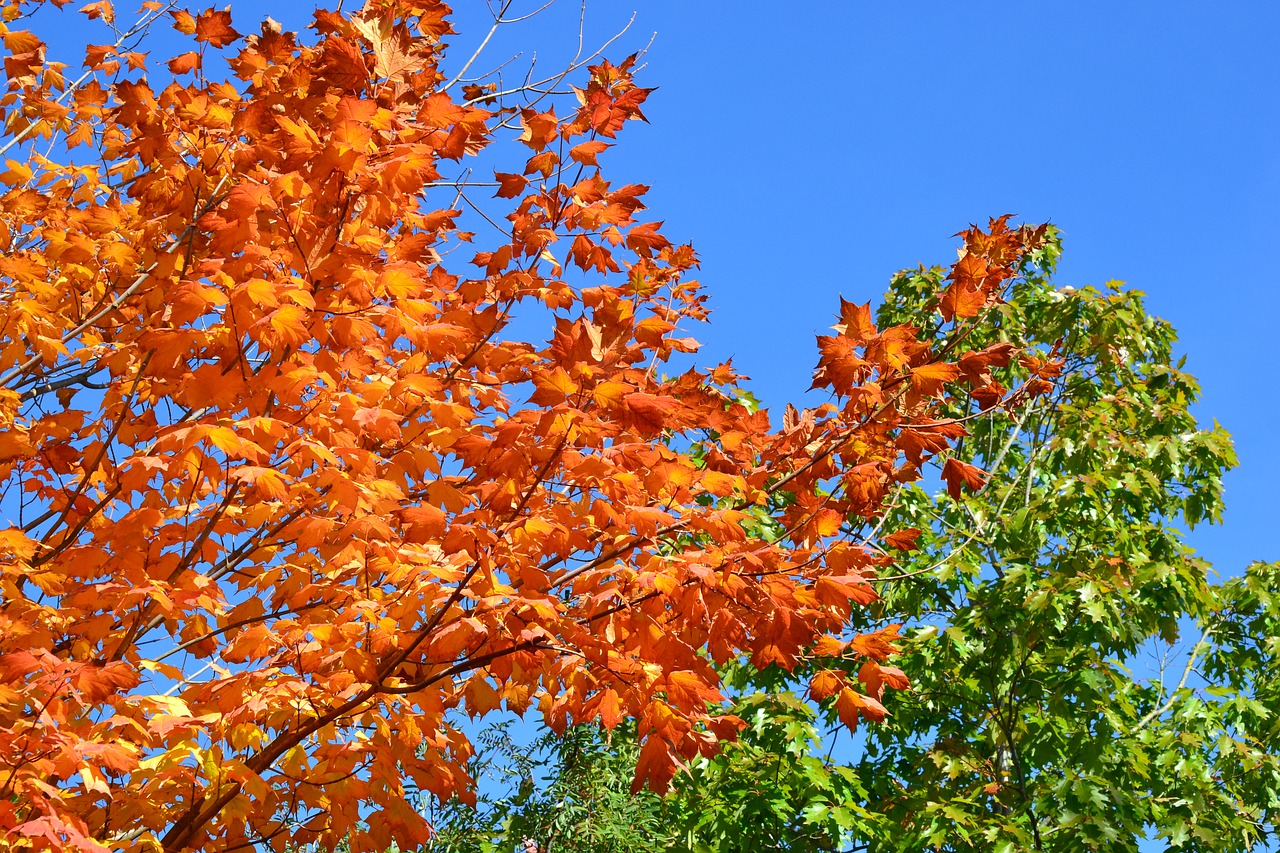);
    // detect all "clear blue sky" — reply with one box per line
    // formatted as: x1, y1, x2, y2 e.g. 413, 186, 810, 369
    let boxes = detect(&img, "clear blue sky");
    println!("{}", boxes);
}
38, 0, 1276, 573
449, 0, 1280, 578
441, 11, 1280, 846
